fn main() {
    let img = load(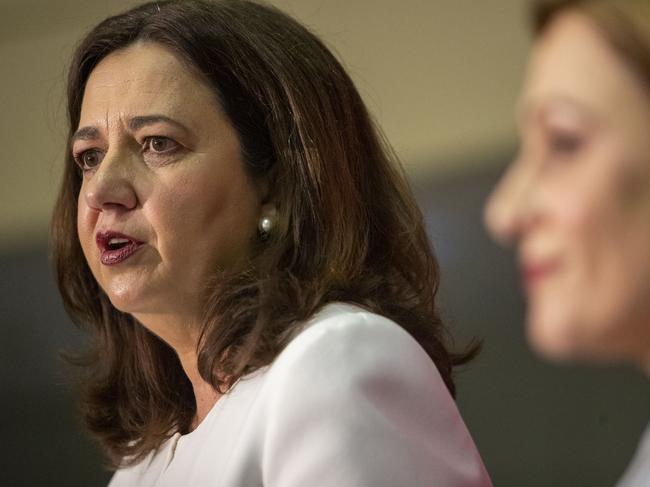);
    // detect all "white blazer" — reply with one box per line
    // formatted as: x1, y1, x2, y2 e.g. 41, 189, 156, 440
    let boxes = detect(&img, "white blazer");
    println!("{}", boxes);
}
109, 303, 492, 486
617, 423, 650, 487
